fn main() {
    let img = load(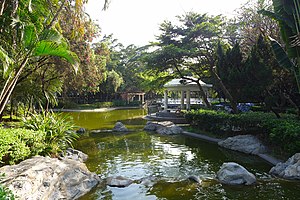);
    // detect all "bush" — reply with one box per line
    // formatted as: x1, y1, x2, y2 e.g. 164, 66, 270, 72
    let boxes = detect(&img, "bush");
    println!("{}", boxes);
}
128, 100, 141, 106
112, 100, 127, 107
0, 128, 46, 165
22, 112, 78, 155
184, 109, 300, 155
184, 109, 230, 132
95, 101, 113, 108
263, 119, 300, 154
57, 100, 79, 109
